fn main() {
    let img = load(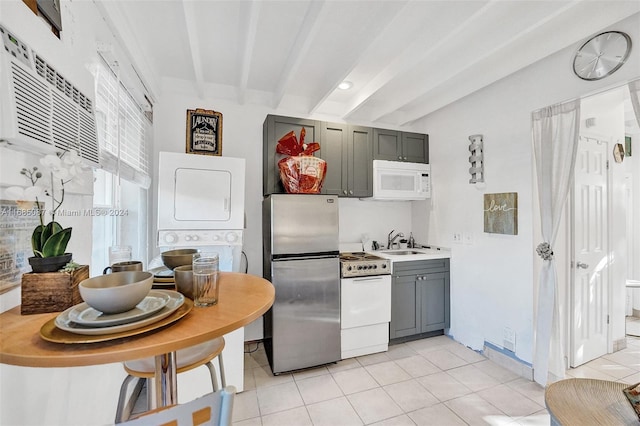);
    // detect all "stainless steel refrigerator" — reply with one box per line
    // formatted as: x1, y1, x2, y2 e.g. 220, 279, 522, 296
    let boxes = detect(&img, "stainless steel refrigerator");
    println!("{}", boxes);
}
263, 194, 341, 374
